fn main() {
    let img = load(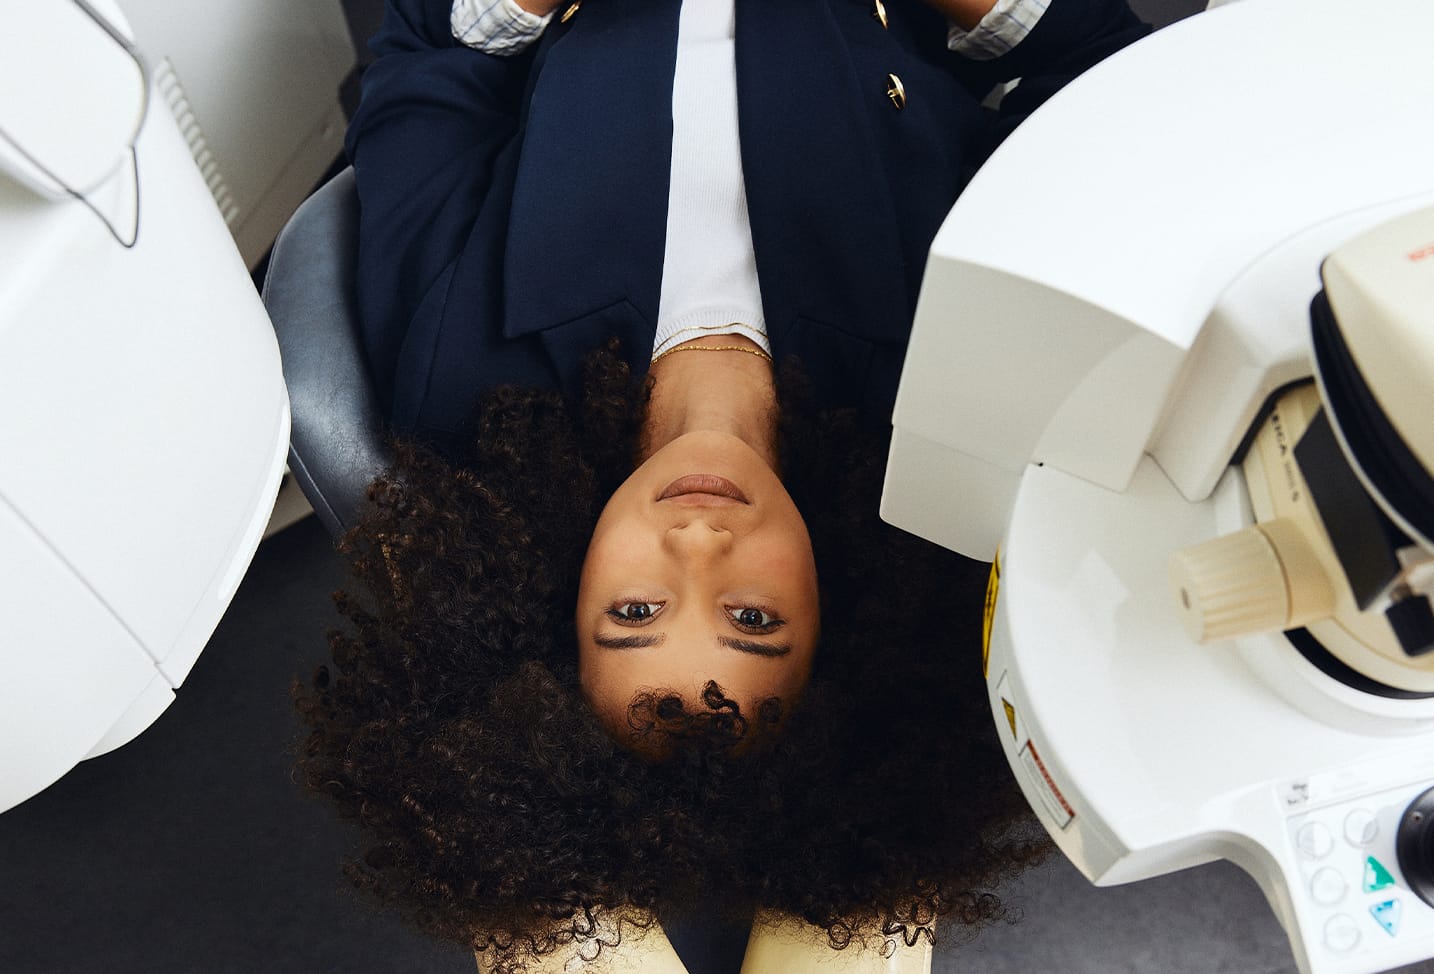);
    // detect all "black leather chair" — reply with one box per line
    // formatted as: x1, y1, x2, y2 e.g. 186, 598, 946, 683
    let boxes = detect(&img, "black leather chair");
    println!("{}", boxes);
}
261, 167, 392, 540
